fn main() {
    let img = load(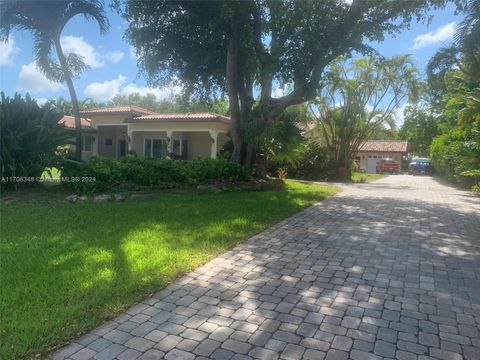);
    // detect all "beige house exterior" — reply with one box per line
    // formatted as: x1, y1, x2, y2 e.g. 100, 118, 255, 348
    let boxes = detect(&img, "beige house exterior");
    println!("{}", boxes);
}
355, 140, 408, 173
60, 106, 230, 161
